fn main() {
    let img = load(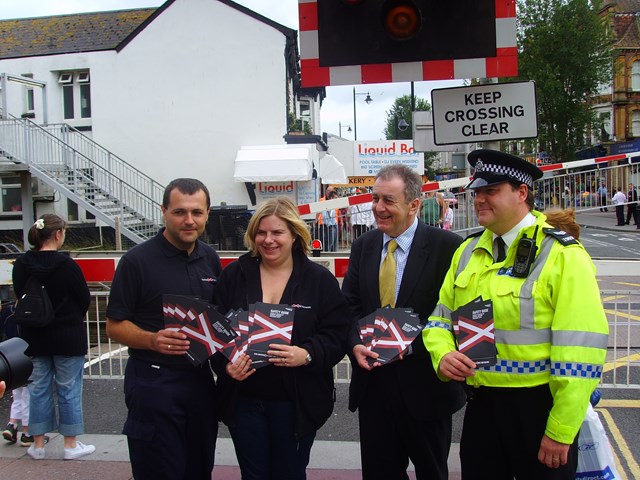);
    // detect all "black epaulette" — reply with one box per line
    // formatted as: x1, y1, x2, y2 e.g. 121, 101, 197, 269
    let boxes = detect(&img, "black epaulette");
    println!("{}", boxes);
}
465, 229, 485, 241
542, 227, 579, 246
